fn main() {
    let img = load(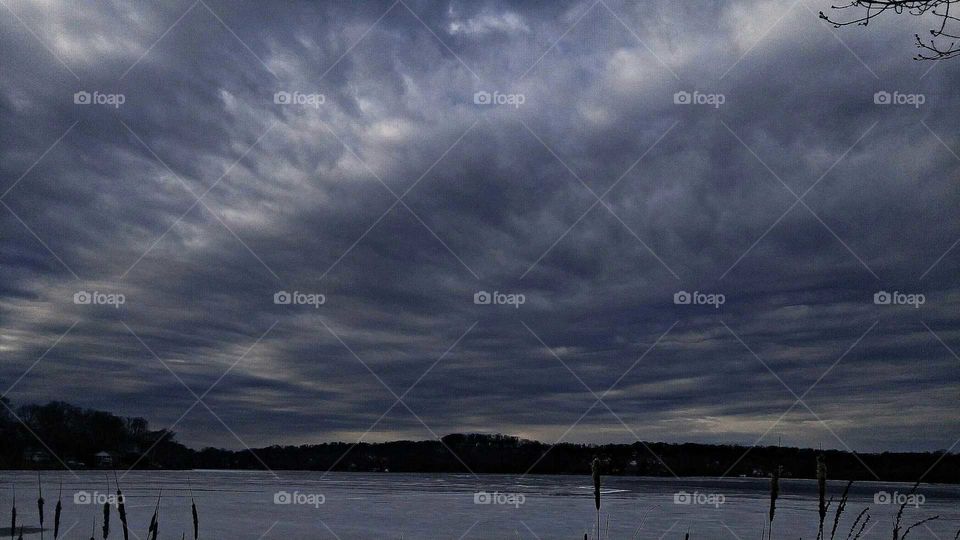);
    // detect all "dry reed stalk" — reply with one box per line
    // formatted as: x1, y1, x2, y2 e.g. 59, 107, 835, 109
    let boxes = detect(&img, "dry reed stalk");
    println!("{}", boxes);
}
830, 480, 853, 540
36, 474, 43, 540
53, 479, 61, 540
768, 466, 780, 540
844, 508, 869, 540
591, 457, 601, 540
817, 455, 827, 540
892, 481, 921, 540
10, 484, 16, 540
102, 477, 110, 539
189, 478, 198, 540
147, 490, 161, 540
113, 473, 128, 540
900, 516, 939, 539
